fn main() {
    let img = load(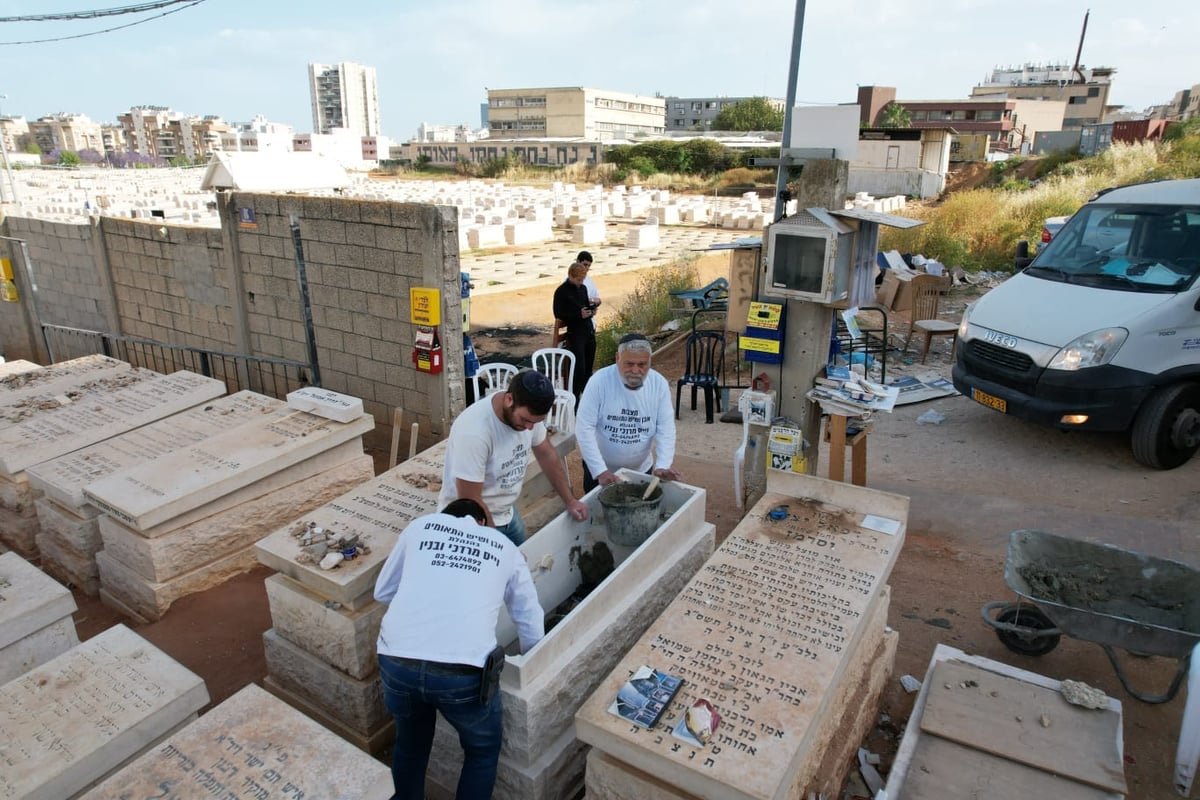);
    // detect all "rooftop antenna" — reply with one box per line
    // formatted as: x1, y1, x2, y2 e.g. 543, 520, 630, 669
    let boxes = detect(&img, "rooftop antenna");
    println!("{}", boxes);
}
1071, 9, 1090, 85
